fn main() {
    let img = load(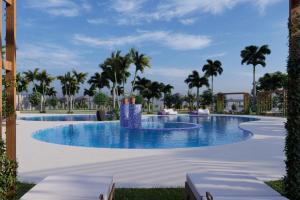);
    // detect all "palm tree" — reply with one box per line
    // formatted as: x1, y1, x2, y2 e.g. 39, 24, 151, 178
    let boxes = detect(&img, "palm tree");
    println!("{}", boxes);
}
84, 86, 96, 109
35, 70, 55, 112
118, 54, 132, 97
16, 73, 28, 111
57, 71, 87, 113
241, 45, 271, 101
285, 2, 300, 199
184, 90, 196, 110
185, 70, 209, 109
24, 68, 39, 92
130, 48, 151, 95
141, 81, 162, 113
160, 83, 174, 108
202, 59, 223, 110
101, 51, 122, 109
88, 72, 110, 92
